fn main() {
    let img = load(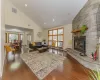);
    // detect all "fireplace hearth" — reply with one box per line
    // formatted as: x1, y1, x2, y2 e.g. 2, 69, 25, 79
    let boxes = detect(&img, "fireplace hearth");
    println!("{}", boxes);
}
74, 36, 86, 55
